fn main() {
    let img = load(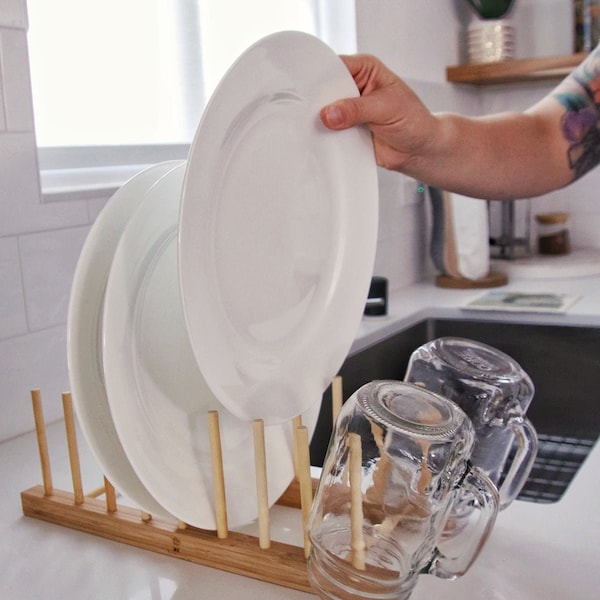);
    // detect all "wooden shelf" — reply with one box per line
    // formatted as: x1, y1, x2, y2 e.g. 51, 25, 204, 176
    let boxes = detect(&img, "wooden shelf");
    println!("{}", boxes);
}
447, 53, 588, 85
